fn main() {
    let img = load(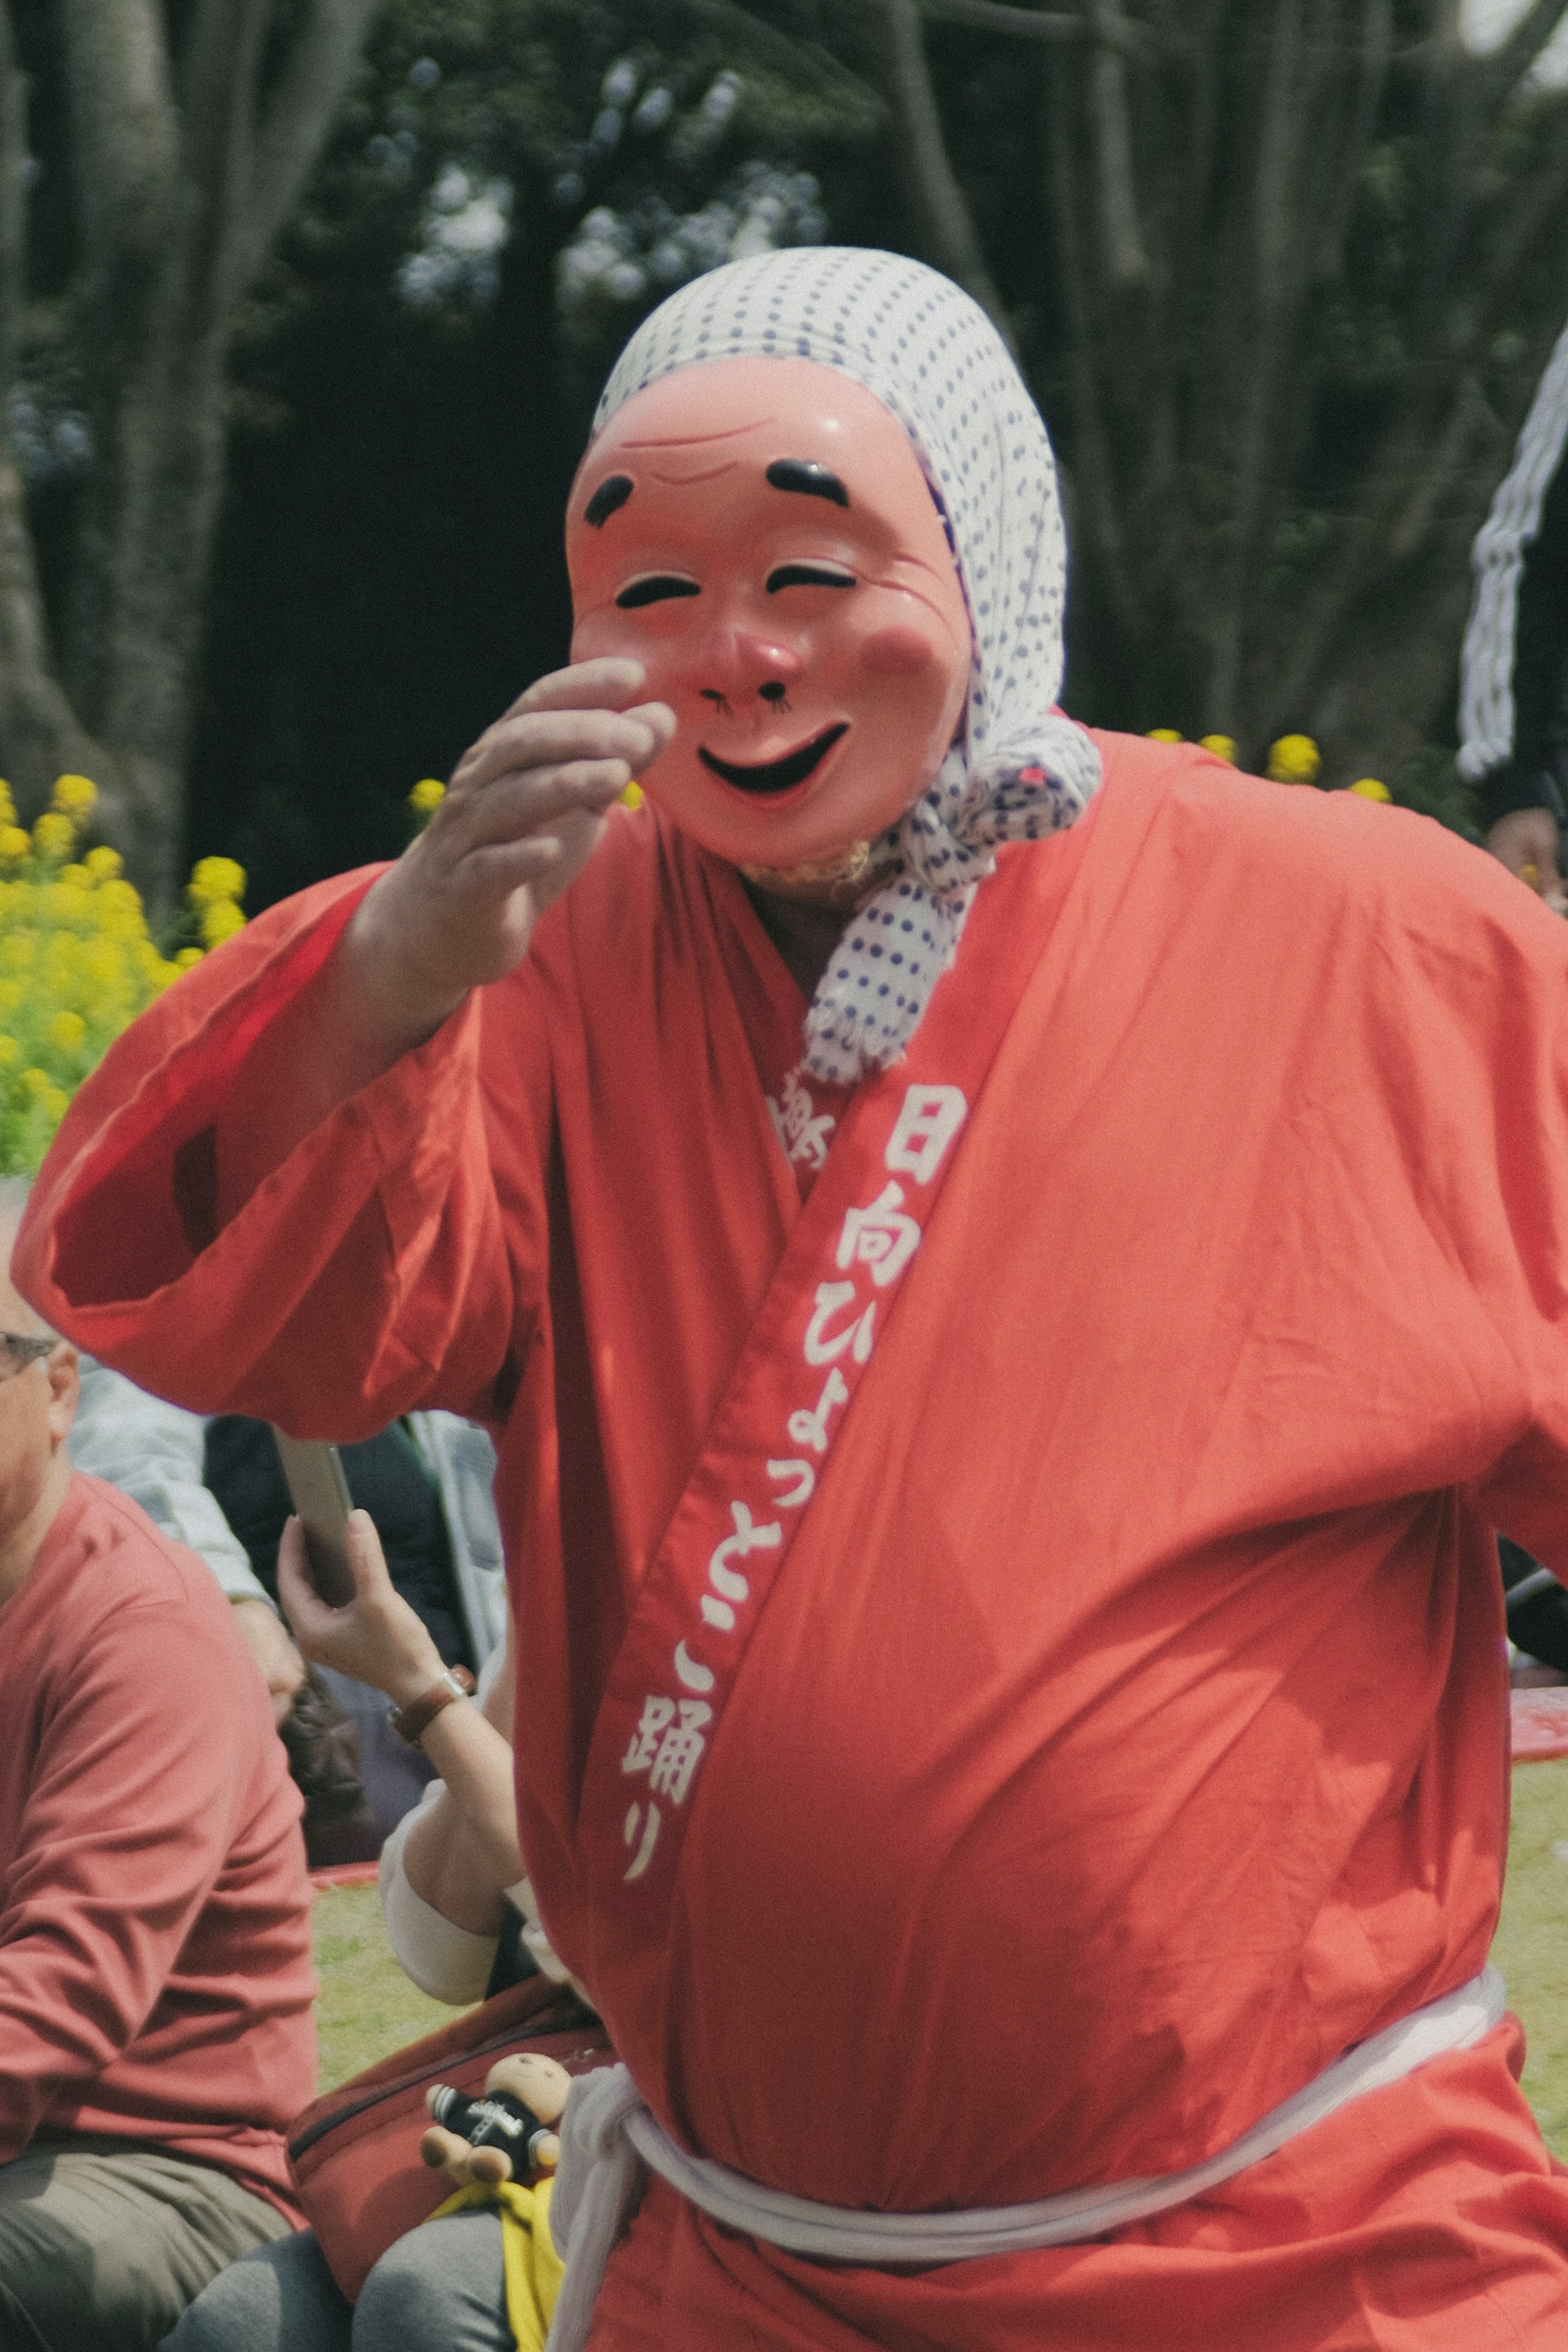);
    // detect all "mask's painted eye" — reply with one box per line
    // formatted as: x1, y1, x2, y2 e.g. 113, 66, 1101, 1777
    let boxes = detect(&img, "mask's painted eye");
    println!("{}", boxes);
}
766, 564, 856, 593
615, 575, 701, 610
